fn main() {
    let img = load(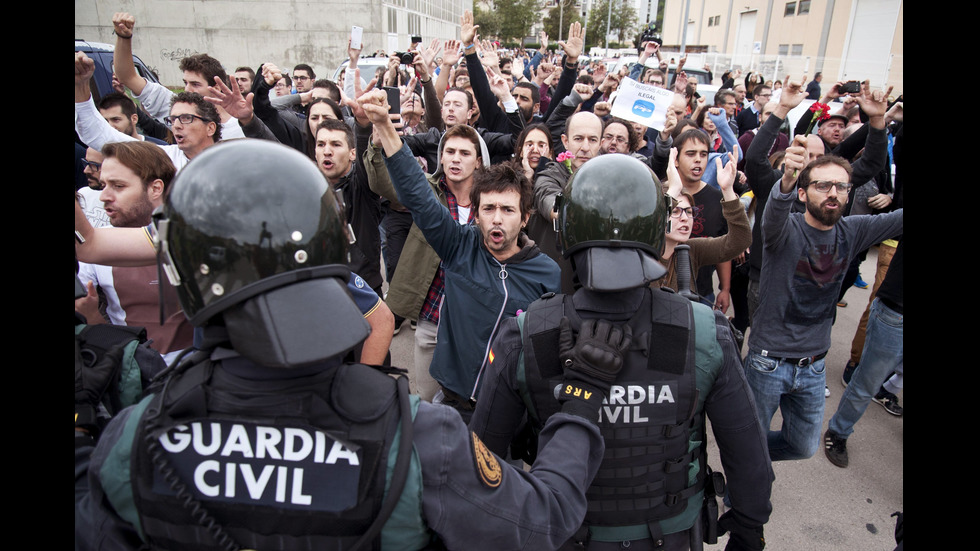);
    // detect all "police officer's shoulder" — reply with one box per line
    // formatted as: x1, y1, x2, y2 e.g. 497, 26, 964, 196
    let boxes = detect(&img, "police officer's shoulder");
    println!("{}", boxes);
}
331, 363, 400, 422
